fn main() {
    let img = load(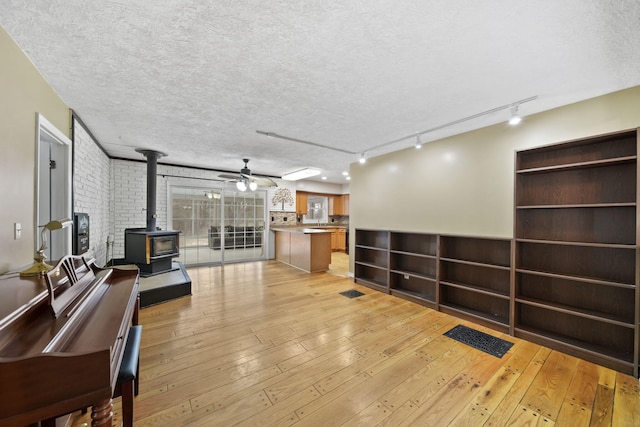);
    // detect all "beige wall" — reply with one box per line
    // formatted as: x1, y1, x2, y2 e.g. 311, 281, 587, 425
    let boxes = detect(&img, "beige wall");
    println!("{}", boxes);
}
0, 26, 70, 273
350, 86, 640, 269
